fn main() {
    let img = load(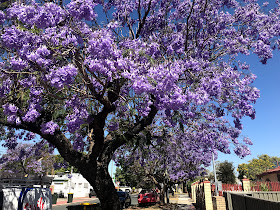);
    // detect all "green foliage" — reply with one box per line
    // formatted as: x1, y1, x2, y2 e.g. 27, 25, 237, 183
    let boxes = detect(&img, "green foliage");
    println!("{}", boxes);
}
205, 170, 215, 182
0, 0, 14, 10
217, 161, 236, 184
259, 183, 269, 191
114, 167, 127, 186
237, 154, 280, 181
114, 165, 154, 188
53, 154, 79, 174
